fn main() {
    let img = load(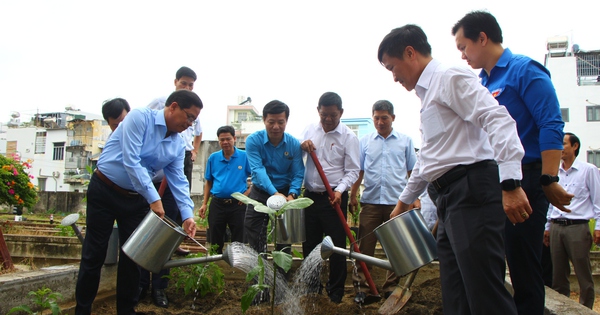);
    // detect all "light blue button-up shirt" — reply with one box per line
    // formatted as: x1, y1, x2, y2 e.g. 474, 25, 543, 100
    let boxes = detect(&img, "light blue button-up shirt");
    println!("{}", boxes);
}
359, 130, 417, 205
97, 107, 194, 221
